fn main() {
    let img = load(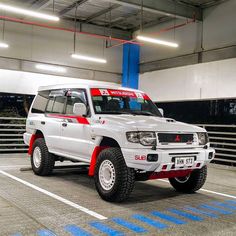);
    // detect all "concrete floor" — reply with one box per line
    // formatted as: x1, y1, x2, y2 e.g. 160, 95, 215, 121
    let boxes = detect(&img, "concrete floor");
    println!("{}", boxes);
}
0, 154, 235, 236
